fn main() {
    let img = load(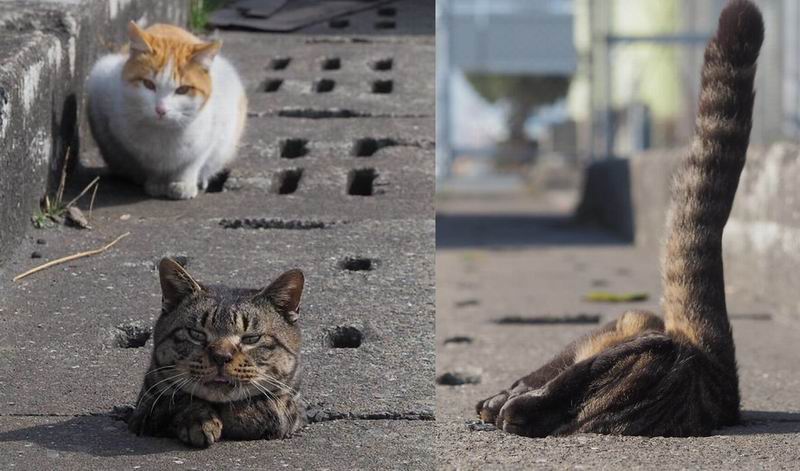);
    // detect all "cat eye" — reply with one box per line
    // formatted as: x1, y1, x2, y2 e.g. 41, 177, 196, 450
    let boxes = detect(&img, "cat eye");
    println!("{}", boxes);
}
141, 79, 156, 91
175, 85, 192, 95
187, 328, 207, 342
241, 334, 263, 345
